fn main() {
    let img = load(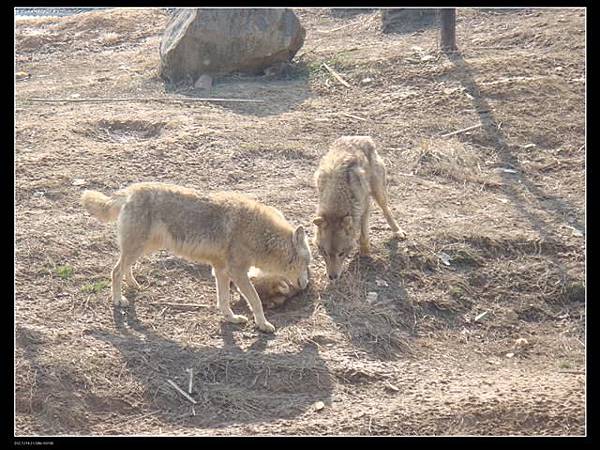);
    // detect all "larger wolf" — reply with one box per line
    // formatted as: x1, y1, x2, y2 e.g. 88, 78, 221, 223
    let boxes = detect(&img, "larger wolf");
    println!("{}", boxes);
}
81, 182, 311, 332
